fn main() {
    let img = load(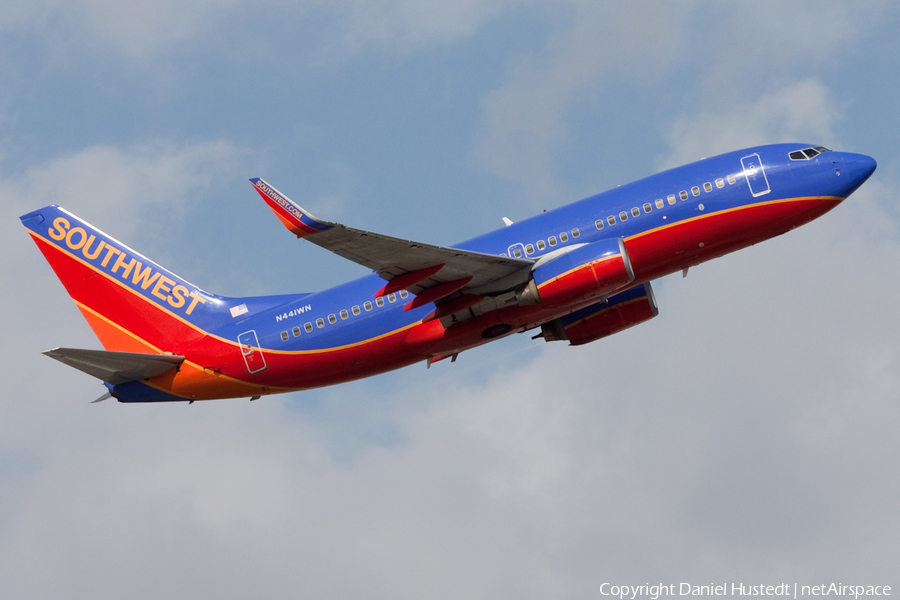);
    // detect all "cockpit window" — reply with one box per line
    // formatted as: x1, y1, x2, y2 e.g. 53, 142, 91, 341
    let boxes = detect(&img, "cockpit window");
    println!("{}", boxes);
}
790, 146, 832, 161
